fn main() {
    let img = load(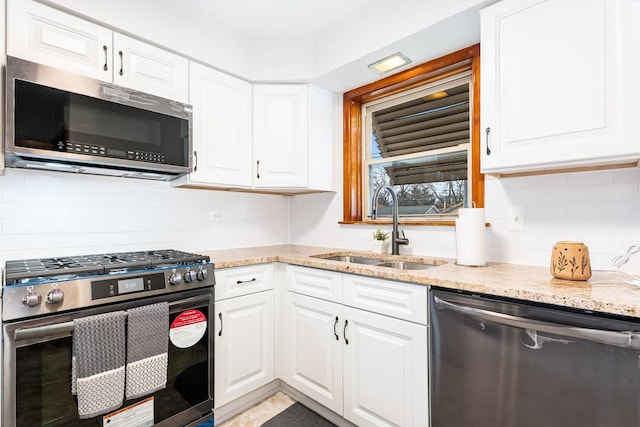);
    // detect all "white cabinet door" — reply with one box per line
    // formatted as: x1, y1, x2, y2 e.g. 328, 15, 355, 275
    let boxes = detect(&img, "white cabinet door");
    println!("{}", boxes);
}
281, 291, 343, 414
253, 85, 309, 188
113, 33, 189, 103
342, 306, 428, 427
481, 0, 640, 174
214, 290, 275, 408
173, 62, 253, 188
7, 0, 112, 81
253, 84, 336, 191
0, 0, 5, 173
7, 0, 189, 102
